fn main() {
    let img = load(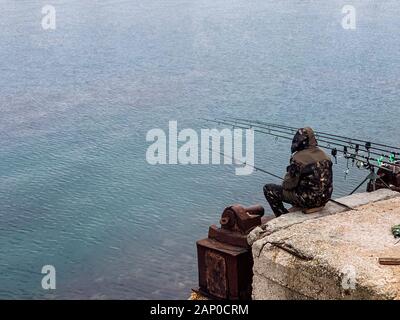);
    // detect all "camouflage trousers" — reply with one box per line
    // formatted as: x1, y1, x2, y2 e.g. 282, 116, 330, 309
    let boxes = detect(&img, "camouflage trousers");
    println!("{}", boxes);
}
263, 184, 304, 217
